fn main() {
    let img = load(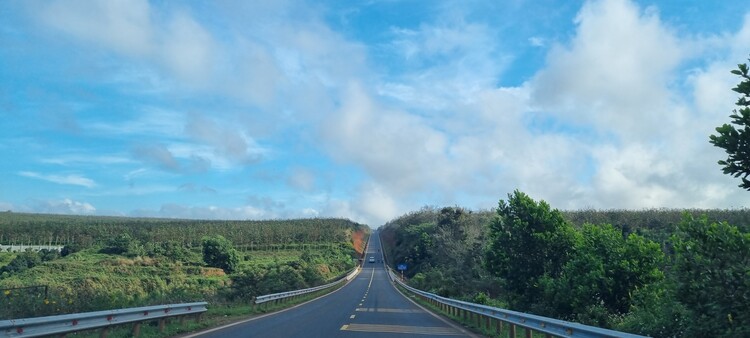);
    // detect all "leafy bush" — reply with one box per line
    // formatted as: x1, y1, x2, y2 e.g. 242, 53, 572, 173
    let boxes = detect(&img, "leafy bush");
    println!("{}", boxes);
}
202, 235, 240, 273
671, 215, 750, 337
1, 251, 42, 277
